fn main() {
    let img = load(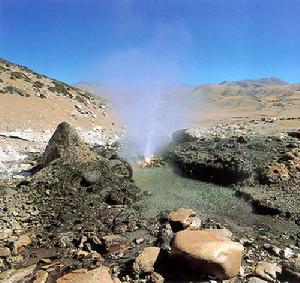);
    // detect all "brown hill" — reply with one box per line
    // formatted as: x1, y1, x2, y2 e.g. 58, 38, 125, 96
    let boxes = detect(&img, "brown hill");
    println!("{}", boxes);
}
0, 58, 119, 132
75, 78, 300, 127
193, 78, 300, 122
